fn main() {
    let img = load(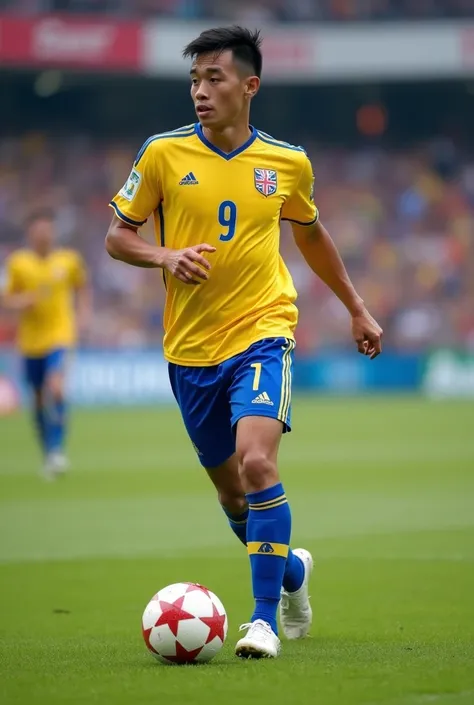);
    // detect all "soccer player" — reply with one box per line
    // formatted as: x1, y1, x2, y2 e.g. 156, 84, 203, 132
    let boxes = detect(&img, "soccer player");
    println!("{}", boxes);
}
106, 27, 382, 658
2, 209, 90, 478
